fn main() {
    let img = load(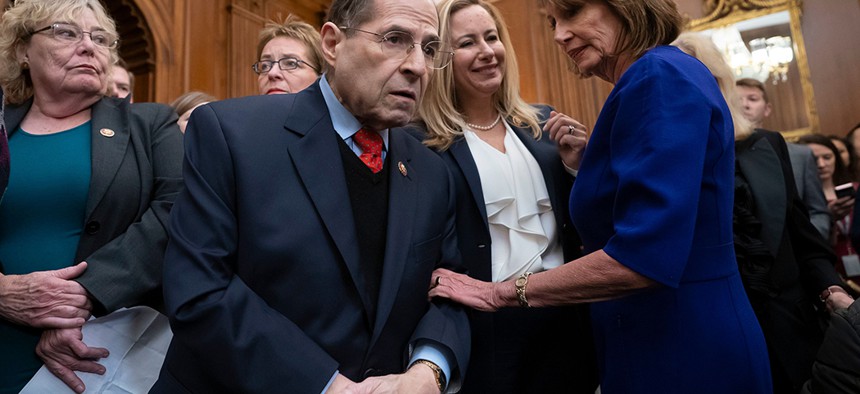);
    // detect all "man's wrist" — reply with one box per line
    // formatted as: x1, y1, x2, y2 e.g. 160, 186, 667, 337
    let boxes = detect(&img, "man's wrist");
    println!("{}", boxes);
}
410, 359, 445, 392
